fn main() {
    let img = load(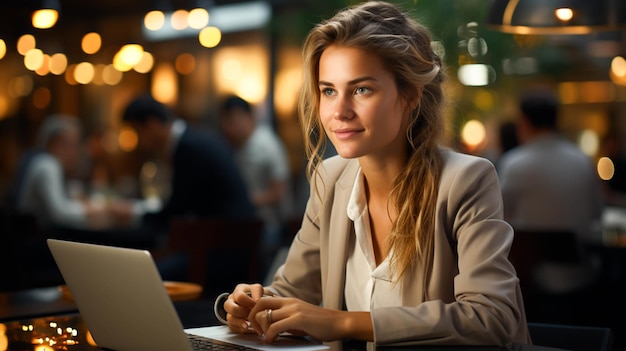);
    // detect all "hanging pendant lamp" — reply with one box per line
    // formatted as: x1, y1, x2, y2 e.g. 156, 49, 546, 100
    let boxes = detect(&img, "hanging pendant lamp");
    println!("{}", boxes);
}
486, 0, 626, 35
